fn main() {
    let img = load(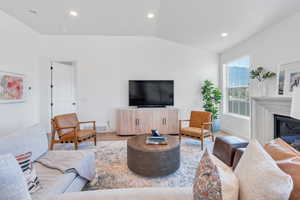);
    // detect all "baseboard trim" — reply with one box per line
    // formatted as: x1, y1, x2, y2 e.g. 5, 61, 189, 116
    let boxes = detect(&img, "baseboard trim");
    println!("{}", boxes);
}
220, 127, 249, 141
